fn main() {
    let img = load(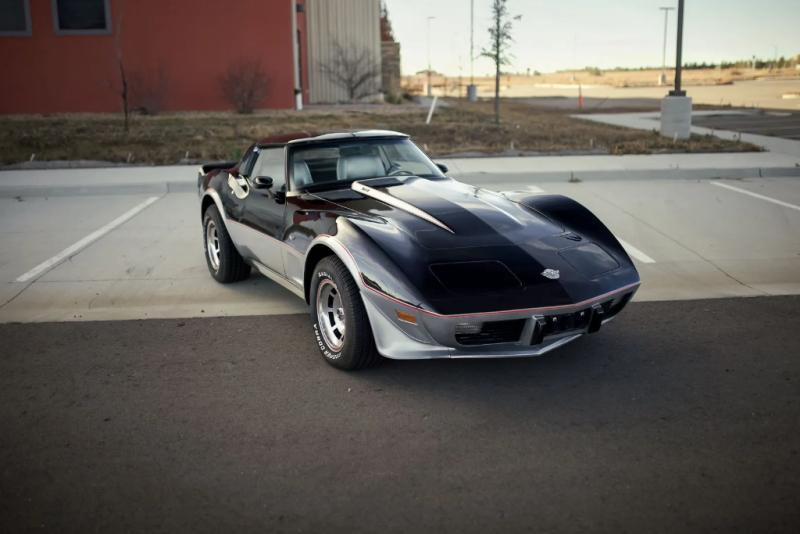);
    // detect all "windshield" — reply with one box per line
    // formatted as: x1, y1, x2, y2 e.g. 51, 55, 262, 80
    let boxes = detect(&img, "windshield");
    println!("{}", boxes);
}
289, 138, 445, 191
